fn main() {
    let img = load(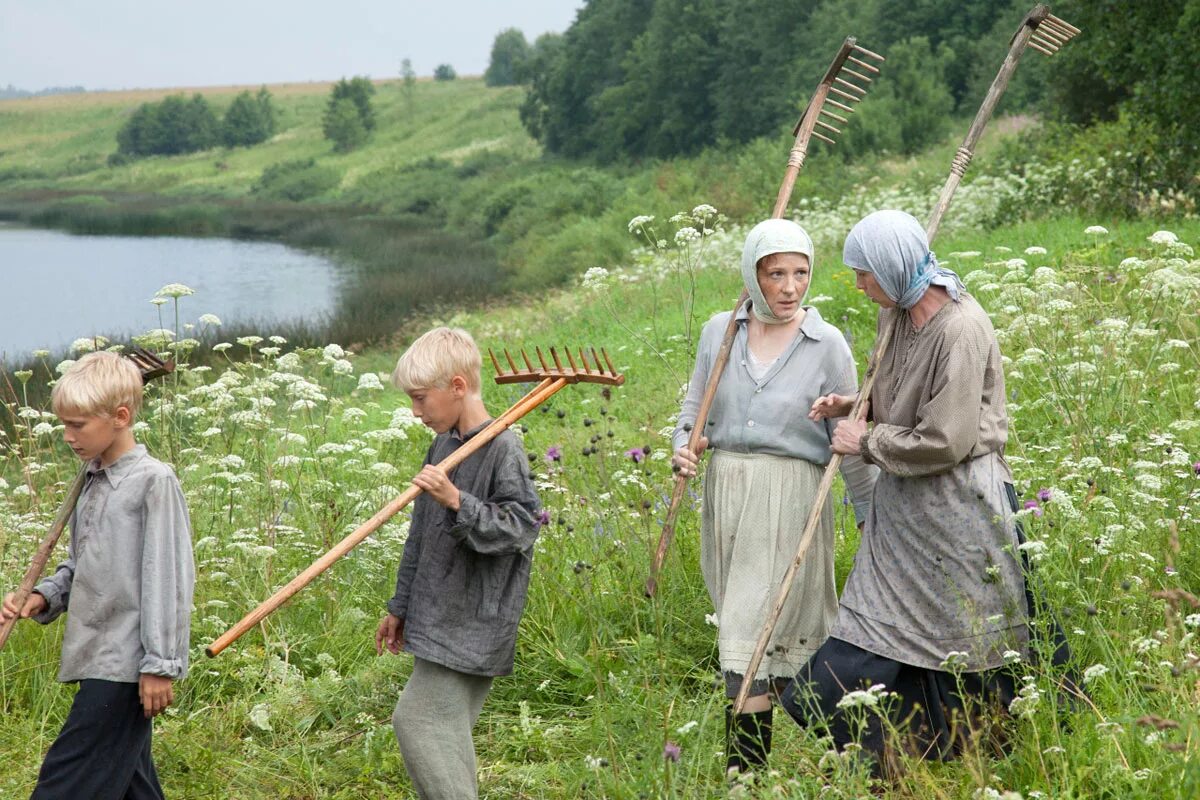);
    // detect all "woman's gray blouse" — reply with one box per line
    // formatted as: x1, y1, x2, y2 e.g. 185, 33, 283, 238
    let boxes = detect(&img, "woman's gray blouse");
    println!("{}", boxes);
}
673, 303, 877, 524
